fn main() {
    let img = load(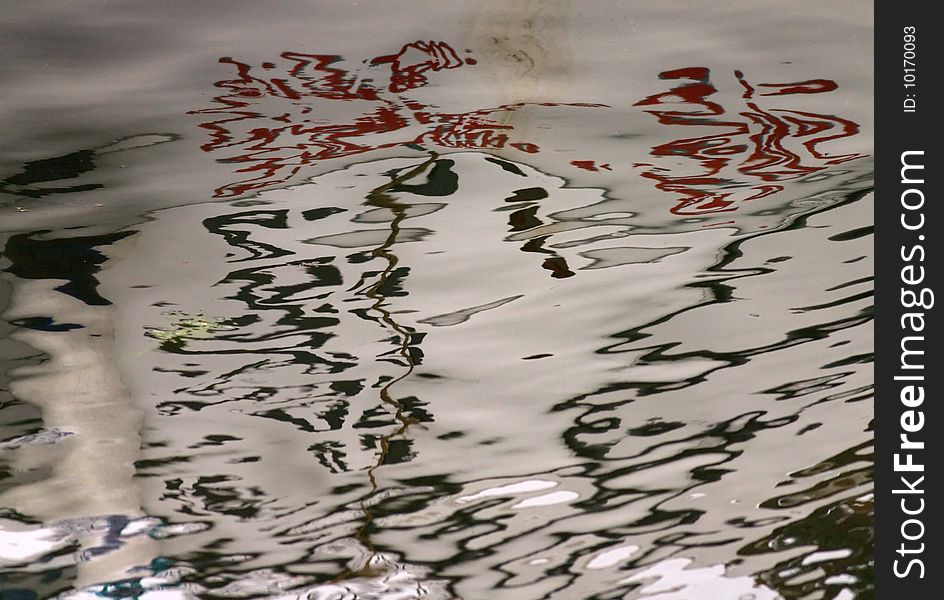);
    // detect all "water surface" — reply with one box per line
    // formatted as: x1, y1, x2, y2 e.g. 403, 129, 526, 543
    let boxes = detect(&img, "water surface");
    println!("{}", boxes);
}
0, 2, 872, 598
